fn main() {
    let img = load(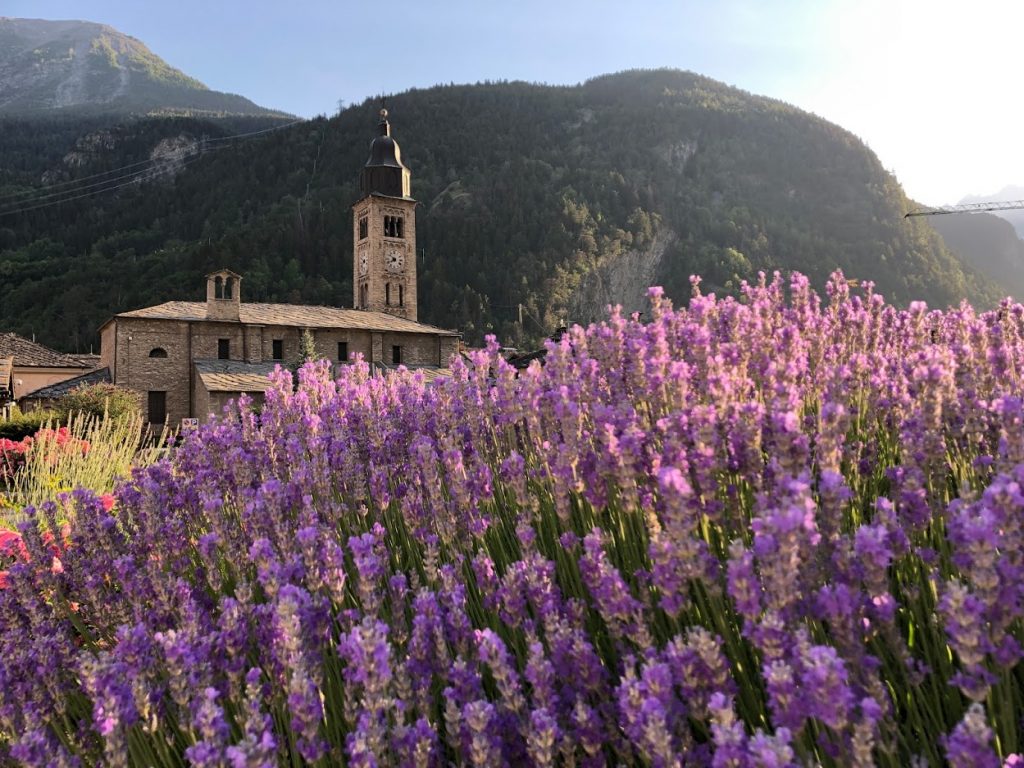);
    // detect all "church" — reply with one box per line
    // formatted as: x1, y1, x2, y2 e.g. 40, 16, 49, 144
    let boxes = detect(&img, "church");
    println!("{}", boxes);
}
97, 110, 460, 426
